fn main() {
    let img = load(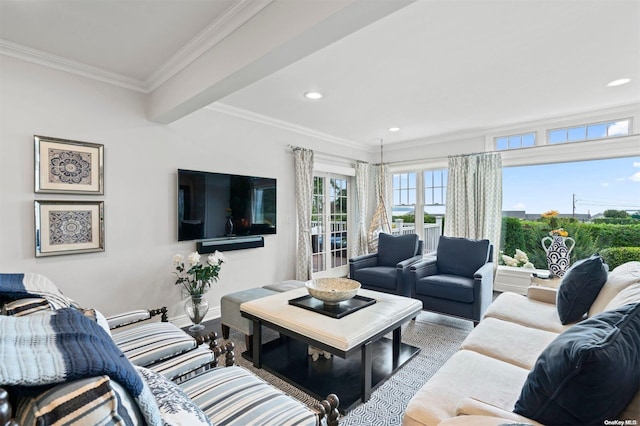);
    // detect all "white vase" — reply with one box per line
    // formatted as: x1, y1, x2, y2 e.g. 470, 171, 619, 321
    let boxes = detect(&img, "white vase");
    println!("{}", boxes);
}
184, 295, 209, 331
541, 235, 575, 277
